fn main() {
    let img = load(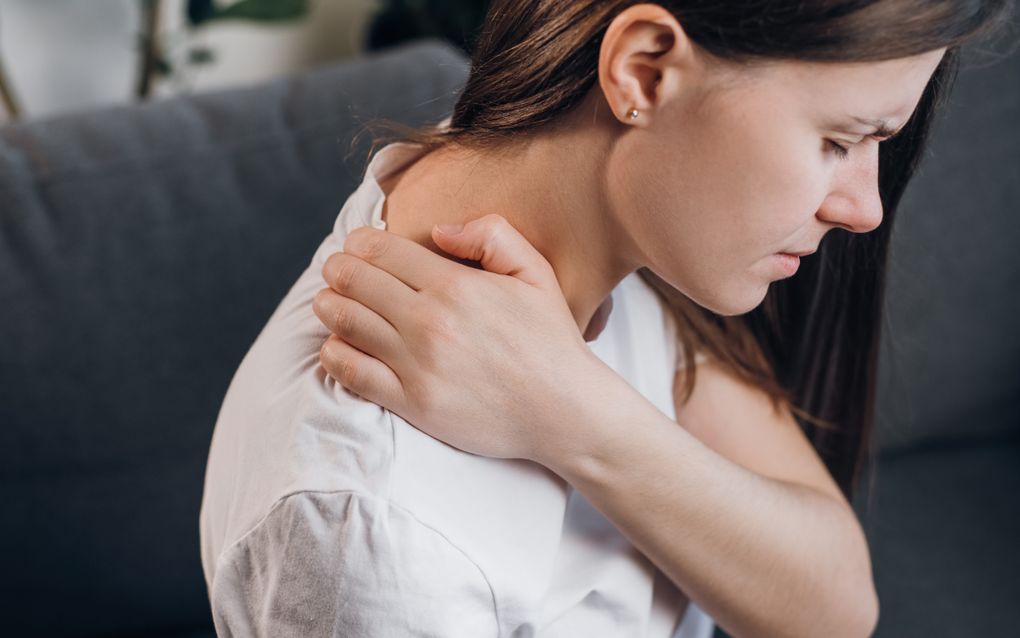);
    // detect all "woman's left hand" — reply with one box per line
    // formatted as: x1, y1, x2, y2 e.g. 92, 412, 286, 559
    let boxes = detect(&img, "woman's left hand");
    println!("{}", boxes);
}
312, 214, 618, 465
